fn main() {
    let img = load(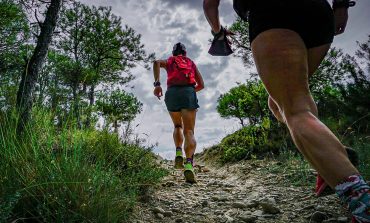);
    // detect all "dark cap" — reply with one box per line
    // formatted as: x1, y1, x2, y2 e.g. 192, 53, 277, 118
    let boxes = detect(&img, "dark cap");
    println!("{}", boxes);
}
172, 42, 186, 55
